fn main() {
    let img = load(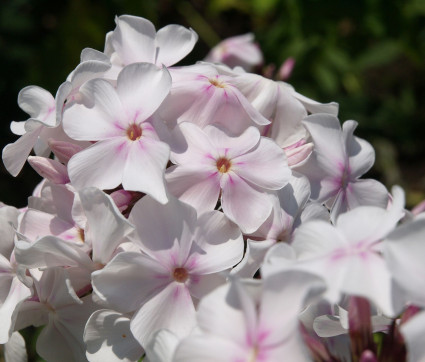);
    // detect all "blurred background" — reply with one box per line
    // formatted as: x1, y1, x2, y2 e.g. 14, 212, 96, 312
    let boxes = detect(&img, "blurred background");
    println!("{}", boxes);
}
1, 0, 425, 208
